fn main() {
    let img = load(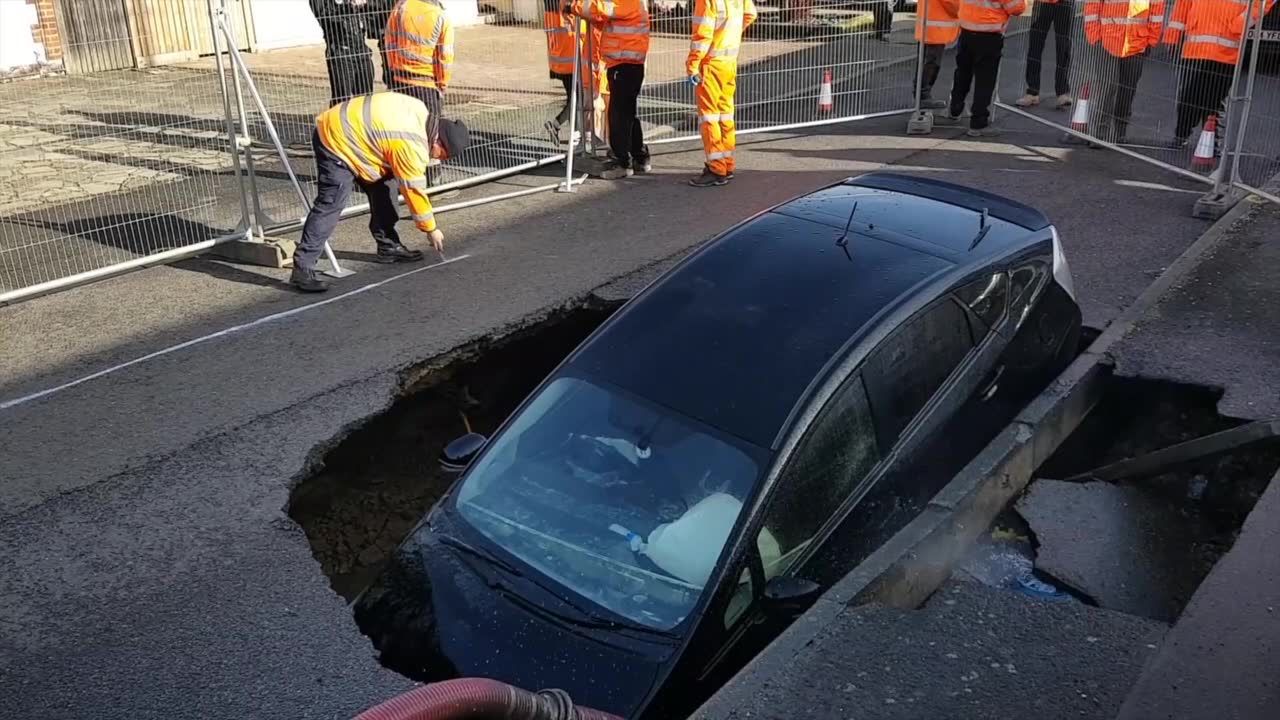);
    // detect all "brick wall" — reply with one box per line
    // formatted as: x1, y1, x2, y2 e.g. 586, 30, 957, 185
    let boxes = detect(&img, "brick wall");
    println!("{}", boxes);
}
30, 0, 64, 62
